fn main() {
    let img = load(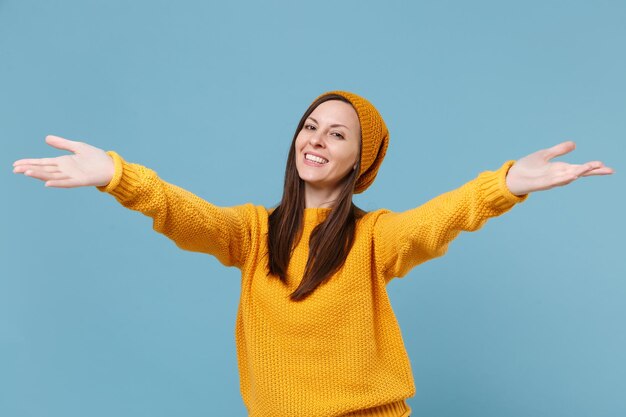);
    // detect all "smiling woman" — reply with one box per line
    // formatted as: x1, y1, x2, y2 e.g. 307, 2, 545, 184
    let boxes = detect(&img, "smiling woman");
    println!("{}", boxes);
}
11, 91, 613, 417
294, 100, 361, 205
267, 92, 396, 308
